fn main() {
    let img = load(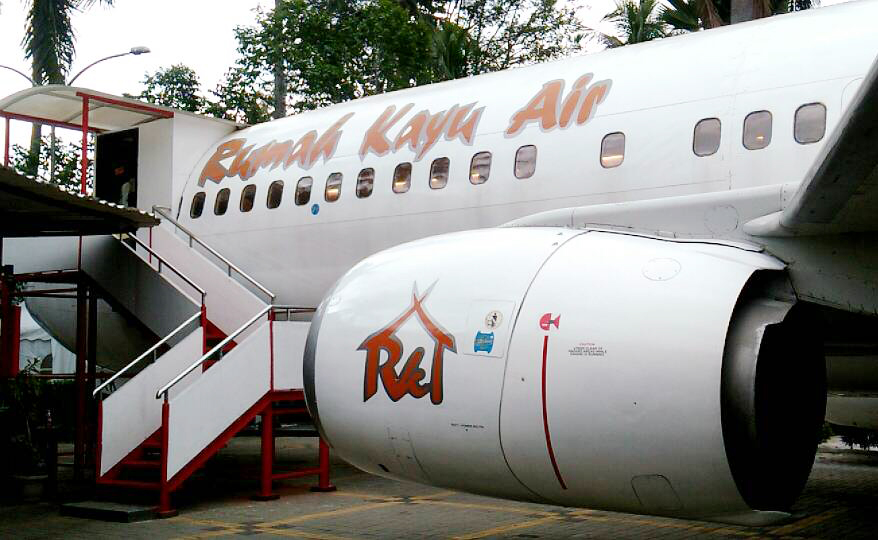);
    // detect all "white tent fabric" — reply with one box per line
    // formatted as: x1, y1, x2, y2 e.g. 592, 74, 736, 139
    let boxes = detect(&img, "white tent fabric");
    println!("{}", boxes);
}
19, 306, 75, 373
